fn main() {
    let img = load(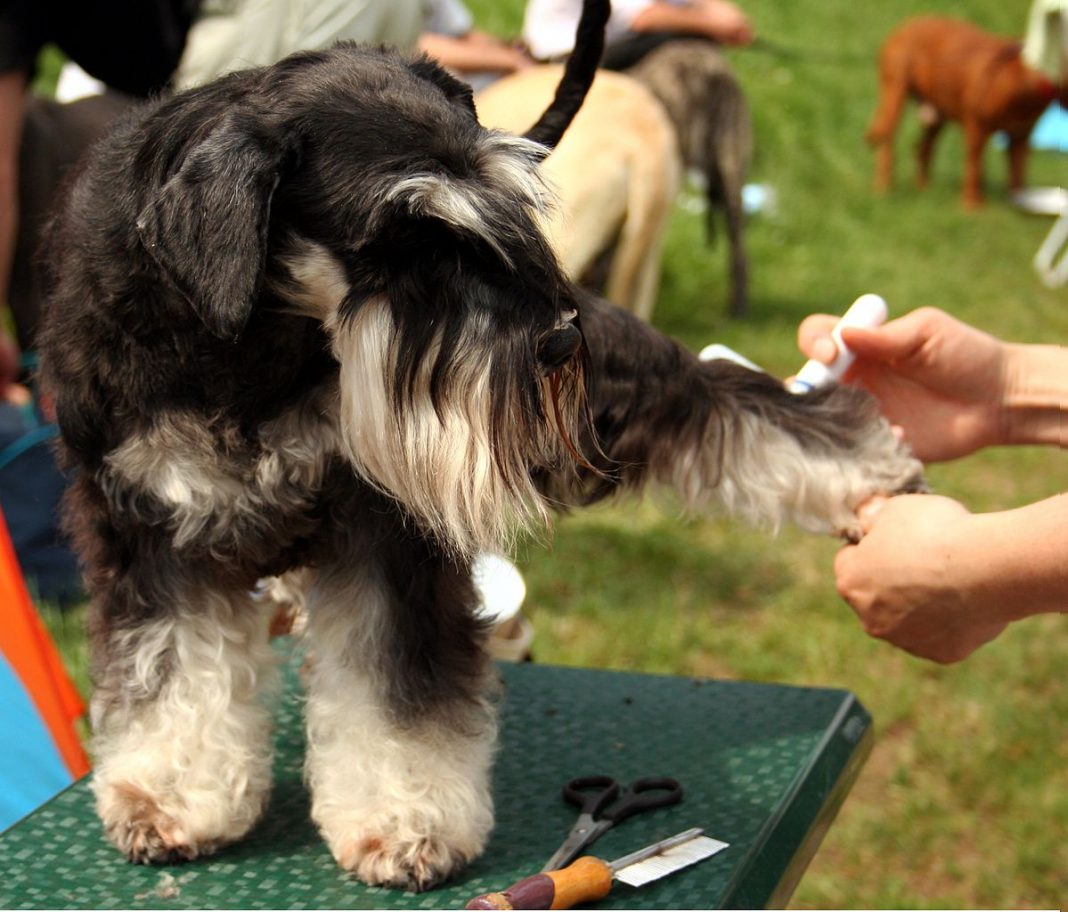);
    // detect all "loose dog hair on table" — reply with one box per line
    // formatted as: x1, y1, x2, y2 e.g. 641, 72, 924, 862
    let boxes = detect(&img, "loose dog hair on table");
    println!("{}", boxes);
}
38, 0, 922, 892
867, 16, 1068, 209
